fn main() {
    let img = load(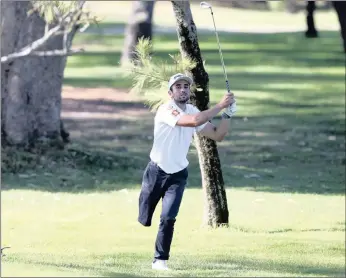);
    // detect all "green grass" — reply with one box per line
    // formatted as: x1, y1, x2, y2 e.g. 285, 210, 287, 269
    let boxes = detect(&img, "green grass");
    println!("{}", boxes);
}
1, 5, 345, 278
2, 189, 345, 277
